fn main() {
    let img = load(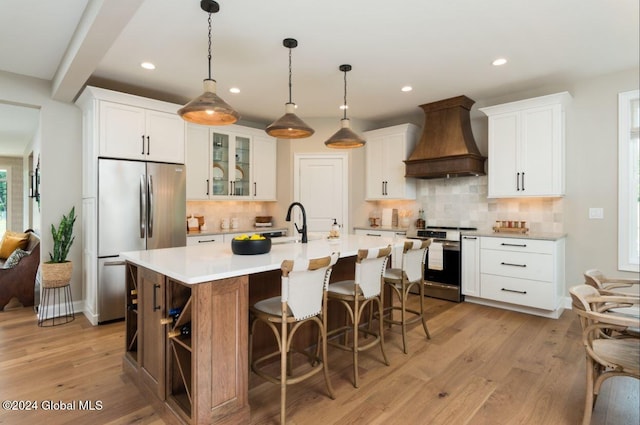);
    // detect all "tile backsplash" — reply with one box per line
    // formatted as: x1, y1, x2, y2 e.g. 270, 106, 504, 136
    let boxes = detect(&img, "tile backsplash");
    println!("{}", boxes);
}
364, 176, 564, 234
186, 200, 276, 232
